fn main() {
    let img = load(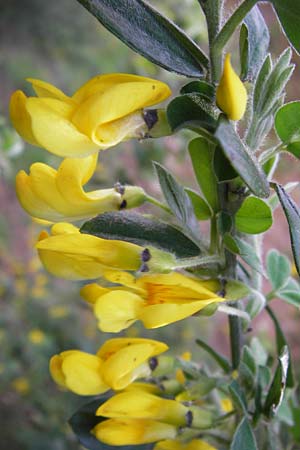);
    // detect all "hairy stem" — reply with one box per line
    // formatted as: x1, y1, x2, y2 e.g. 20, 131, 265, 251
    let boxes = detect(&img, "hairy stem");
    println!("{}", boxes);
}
211, 0, 258, 81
